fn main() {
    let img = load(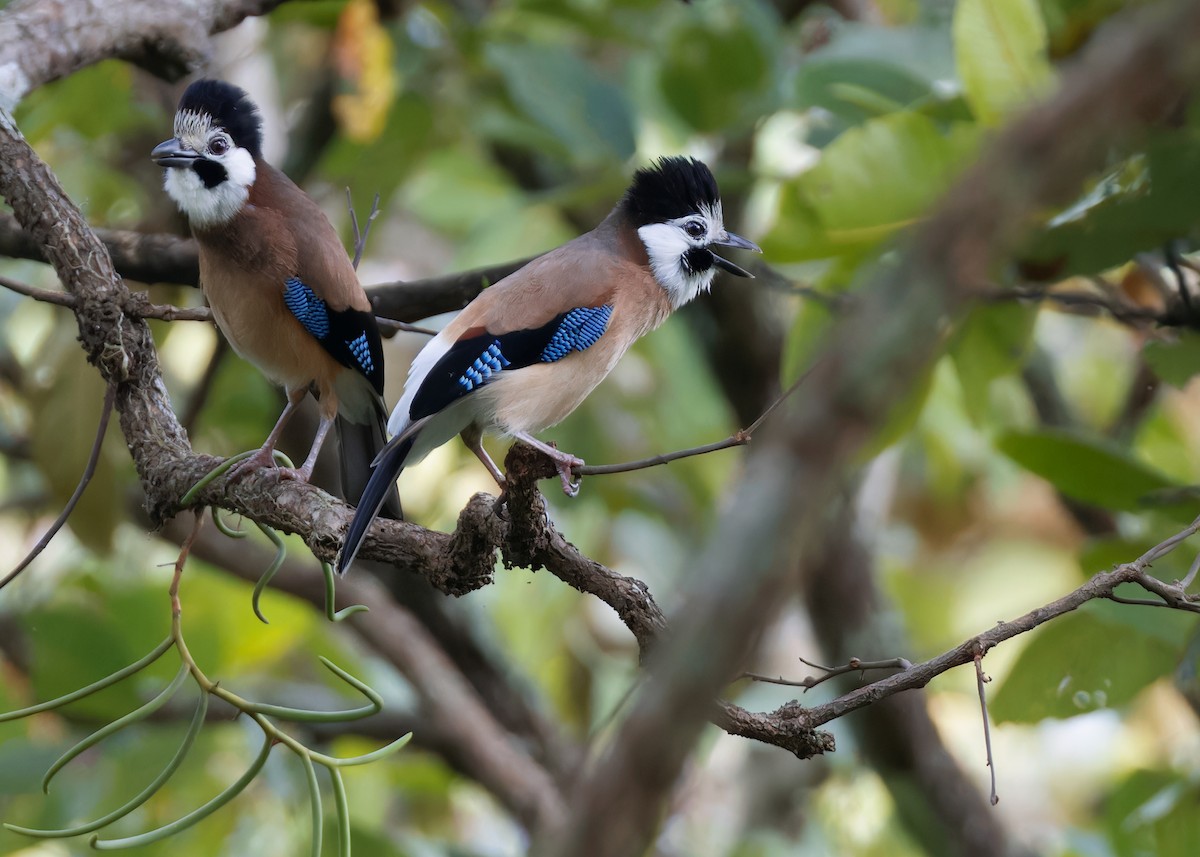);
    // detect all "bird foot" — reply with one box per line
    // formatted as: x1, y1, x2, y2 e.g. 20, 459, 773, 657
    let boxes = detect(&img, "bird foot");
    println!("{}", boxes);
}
554, 456, 584, 497
226, 448, 280, 482
274, 465, 314, 483
511, 433, 584, 497
225, 448, 313, 484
